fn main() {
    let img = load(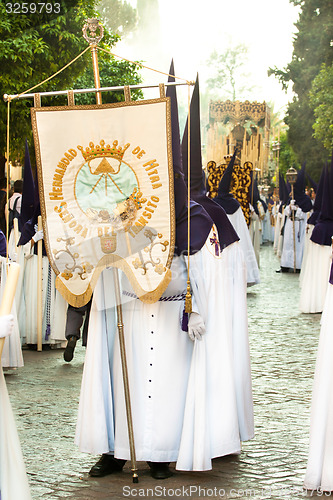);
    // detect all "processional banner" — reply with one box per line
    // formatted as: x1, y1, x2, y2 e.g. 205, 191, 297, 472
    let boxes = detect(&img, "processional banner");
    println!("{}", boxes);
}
31, 99, 175, 307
